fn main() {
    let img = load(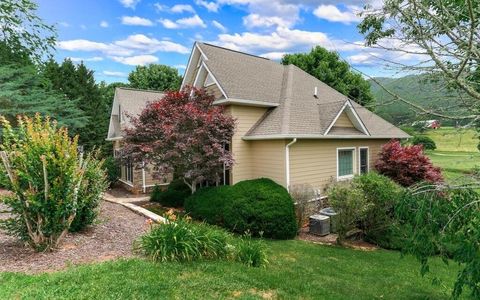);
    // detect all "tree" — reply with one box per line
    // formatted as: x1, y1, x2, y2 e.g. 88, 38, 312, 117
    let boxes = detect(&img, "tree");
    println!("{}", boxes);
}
0, 64, 87, 129
0, 0, 56, 65
42, 59, 110, 151
375, 140, 443, 186
122, 88, 235, 193
281, 46, 375, 108
358, 0, 480, 136
128, 64, 182, 91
